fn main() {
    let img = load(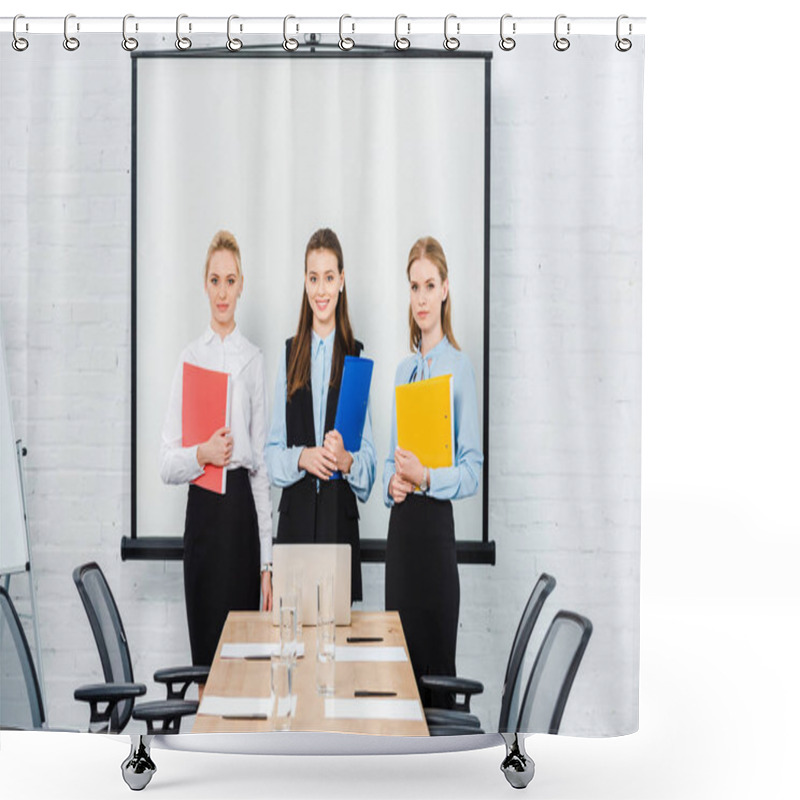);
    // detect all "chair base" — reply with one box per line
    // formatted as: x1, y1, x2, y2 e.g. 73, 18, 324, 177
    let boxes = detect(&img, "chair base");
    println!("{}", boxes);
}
500, 733, 535, 789
121, 735, 156, 791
